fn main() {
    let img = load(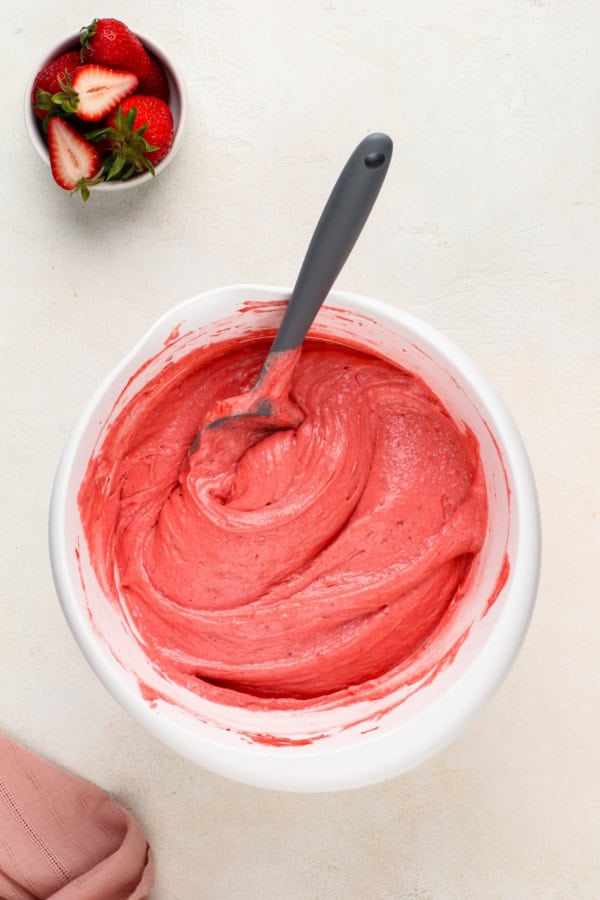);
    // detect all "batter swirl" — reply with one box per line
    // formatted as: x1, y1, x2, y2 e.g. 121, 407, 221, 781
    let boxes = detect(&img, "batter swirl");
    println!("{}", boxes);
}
79, 336, 487, 702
